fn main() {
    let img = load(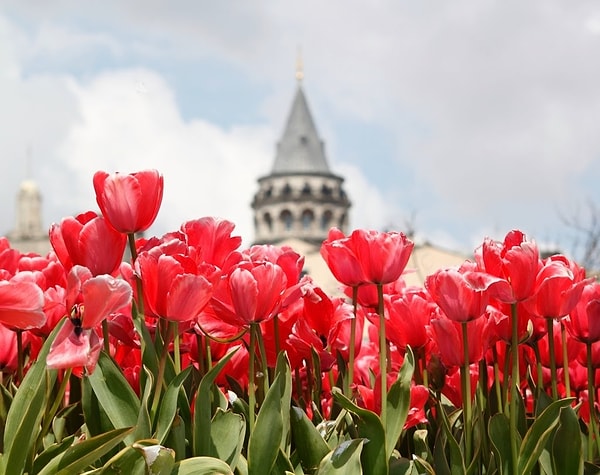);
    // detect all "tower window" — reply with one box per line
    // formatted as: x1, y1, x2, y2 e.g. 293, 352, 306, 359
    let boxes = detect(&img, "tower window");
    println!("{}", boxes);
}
301, 184, 312, 196
321, 210, 333, 231
302, 210, 314, 230
263, 212, 273, 231
282, 184, 292, 196
280, 210, 293, 231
